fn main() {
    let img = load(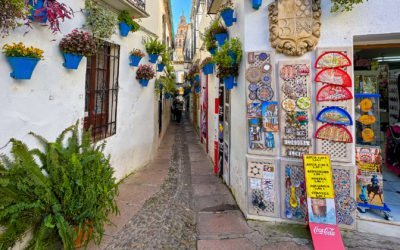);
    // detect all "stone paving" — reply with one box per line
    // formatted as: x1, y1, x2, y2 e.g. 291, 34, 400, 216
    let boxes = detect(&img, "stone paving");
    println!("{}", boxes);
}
90, 117, 400, 250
